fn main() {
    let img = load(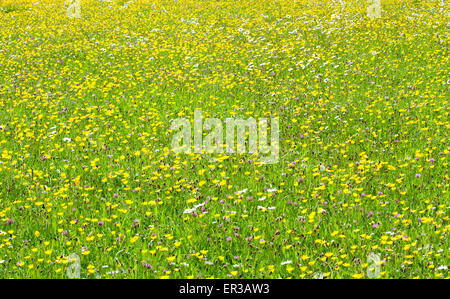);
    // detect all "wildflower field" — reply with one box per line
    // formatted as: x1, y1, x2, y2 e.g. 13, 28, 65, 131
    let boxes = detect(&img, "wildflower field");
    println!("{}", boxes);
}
0, 0, 448, 279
